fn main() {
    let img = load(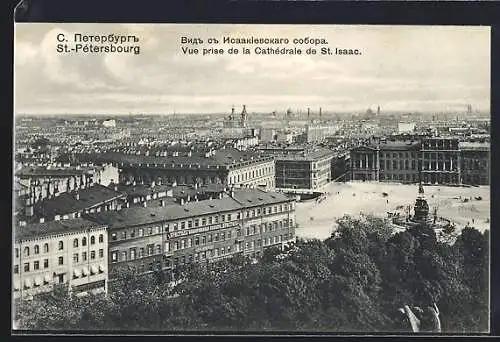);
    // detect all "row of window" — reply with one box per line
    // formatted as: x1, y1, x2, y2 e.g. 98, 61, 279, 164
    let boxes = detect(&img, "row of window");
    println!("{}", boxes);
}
15, 234, 105, 258
111, 232, 294, 264
111, 244, 162, 263
73, 249, 105, 264
110, 205, 293, 241
14, 258, 59, 273
229, 166, 273, 184
244, 219, 292, 236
